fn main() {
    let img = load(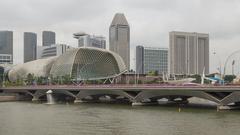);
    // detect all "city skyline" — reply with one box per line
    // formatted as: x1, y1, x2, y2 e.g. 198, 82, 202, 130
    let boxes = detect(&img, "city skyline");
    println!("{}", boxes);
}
0, 0, 240, 73
1, 1, 240, 135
